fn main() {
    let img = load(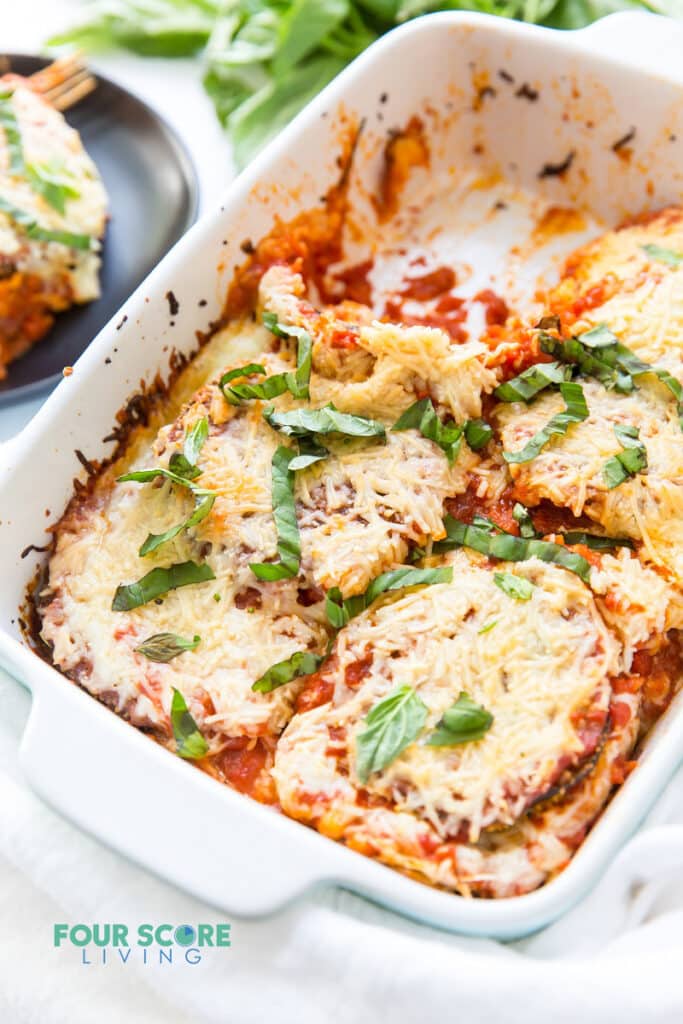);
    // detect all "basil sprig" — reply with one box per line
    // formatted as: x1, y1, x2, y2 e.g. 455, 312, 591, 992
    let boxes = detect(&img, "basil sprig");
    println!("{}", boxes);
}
250, 446, 301, 580
170, 687, 209, 760
503, 381, 589, 464
494, 361, 572, 403
434, 516, 592, 583
393, 398, 464, 464
356, 685, 428, 783
136, 633, 200, 662
602, 424, 648, 489
220, 315, 312, 403
641, 243, 683, 267
493, 571, 535, 600
112, 561, 216, 611
540, 326, 683, 426
0, 195, 92, 249
427, 692, 493, 747
326, 566, 453, 627
263, 403, 385, 442
252, 649, 324, 693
